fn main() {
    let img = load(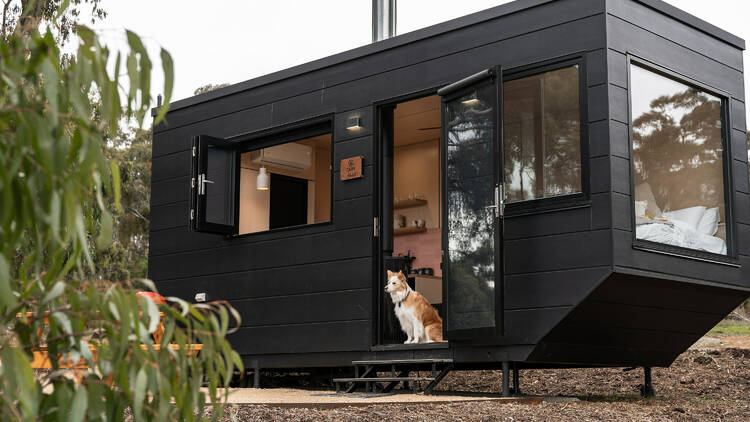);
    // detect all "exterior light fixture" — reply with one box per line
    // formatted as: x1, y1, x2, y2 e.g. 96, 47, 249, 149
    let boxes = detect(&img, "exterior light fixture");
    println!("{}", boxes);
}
462, 97, 480, 106
346, 116, 362, 130
256, 149, 270, 190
